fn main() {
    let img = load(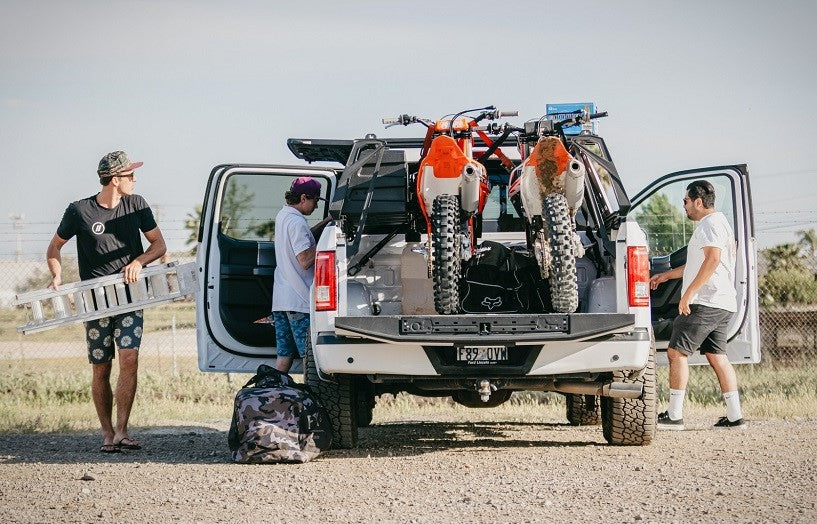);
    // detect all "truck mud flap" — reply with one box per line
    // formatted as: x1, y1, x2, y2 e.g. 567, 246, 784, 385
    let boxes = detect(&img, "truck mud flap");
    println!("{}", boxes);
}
333, 313, 636, 344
